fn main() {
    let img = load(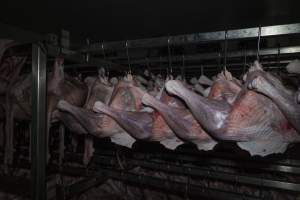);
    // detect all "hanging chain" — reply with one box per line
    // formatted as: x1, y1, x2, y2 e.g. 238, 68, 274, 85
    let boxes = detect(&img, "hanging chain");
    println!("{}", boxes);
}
217, 52, 222, 72
146, 57, 150, 74
257, 26, 262, 62
181, 54, 185, 80
201, 65, 204, 76
277, 43, 281, 71
167, 37, 173, 75
125, 40, 131, 74
159, 56, 162, 76
224, 30, 228, 71
85, 38, 90, 63
101, 42, 110, 77
243, 45, 247, 75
